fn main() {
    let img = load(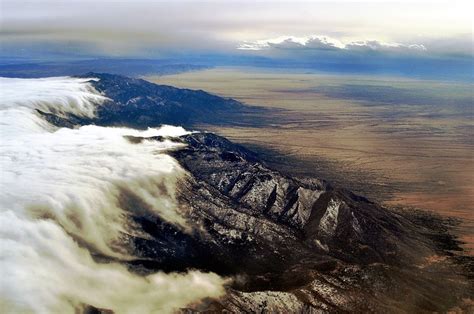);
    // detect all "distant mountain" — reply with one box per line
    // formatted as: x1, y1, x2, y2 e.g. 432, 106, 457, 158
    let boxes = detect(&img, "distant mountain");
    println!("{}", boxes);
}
42, 73, 473, 313
86, 72, 245, 127
0, 59, 209, 78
